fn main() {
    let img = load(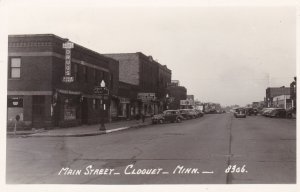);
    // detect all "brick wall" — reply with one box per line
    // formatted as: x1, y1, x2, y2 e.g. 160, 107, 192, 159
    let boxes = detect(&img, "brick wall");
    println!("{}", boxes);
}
104, 53, 139, 86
